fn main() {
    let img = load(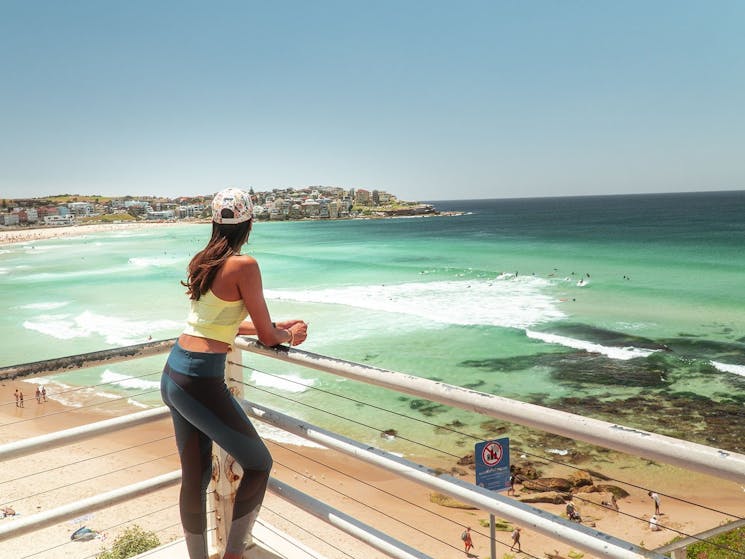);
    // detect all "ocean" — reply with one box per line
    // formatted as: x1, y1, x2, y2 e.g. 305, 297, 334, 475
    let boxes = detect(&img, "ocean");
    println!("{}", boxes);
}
2, 190, 744, 461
